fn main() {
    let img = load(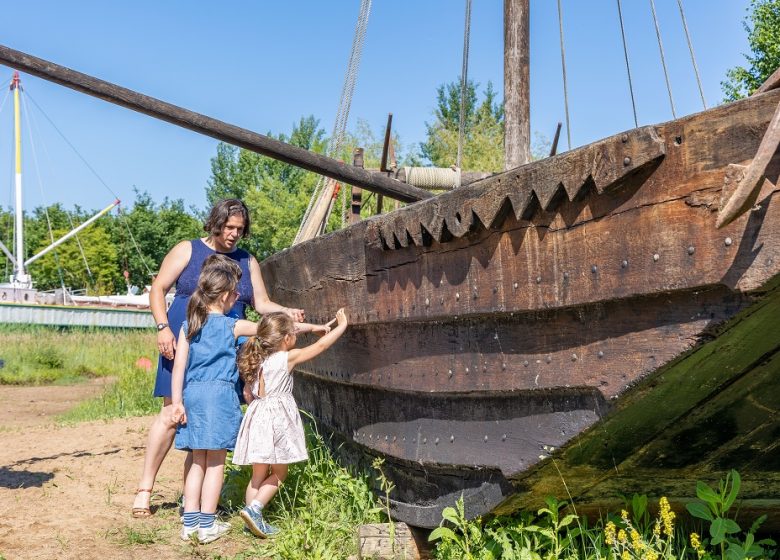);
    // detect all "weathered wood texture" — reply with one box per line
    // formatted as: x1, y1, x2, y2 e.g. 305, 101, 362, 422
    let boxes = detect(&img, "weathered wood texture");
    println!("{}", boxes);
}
356, 523, 433, 559
504, 0, 531, 168
261, 90, 780, 527
0, 44, 431, 204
